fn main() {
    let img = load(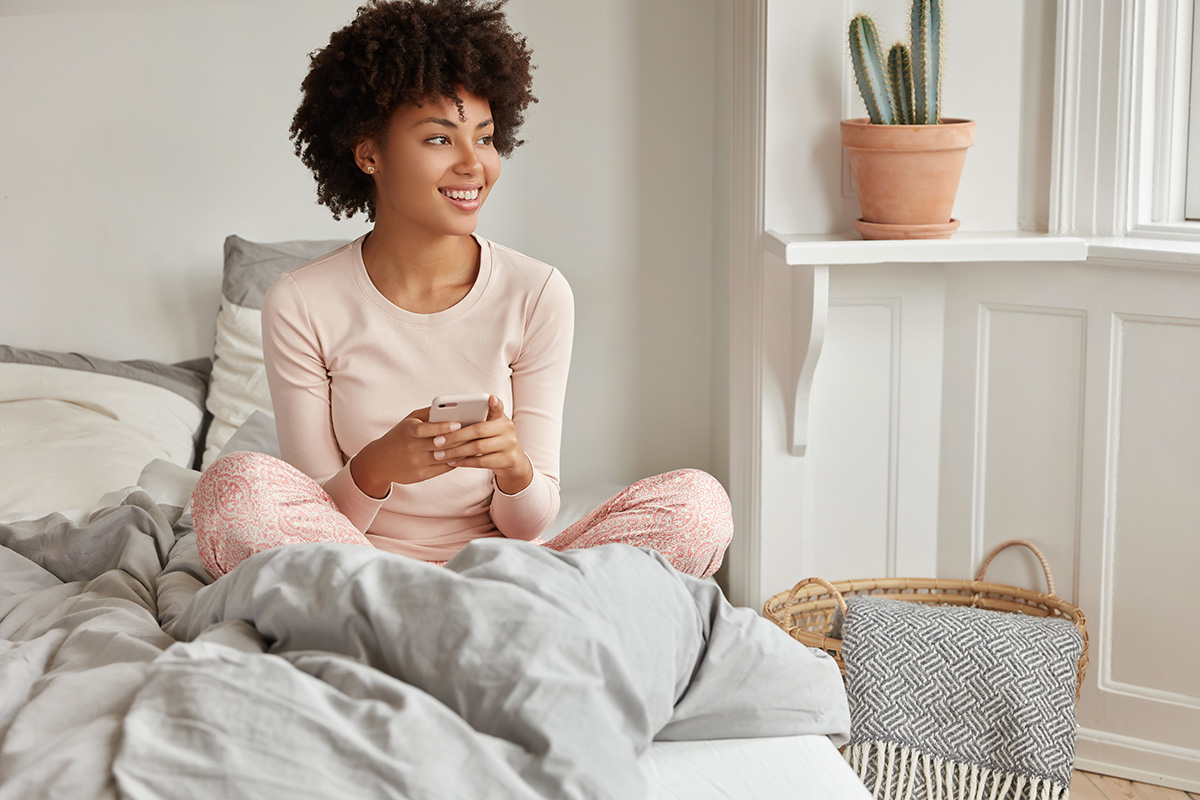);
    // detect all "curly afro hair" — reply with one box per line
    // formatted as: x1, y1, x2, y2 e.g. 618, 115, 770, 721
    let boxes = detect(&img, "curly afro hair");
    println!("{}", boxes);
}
290, 0, 536, 221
